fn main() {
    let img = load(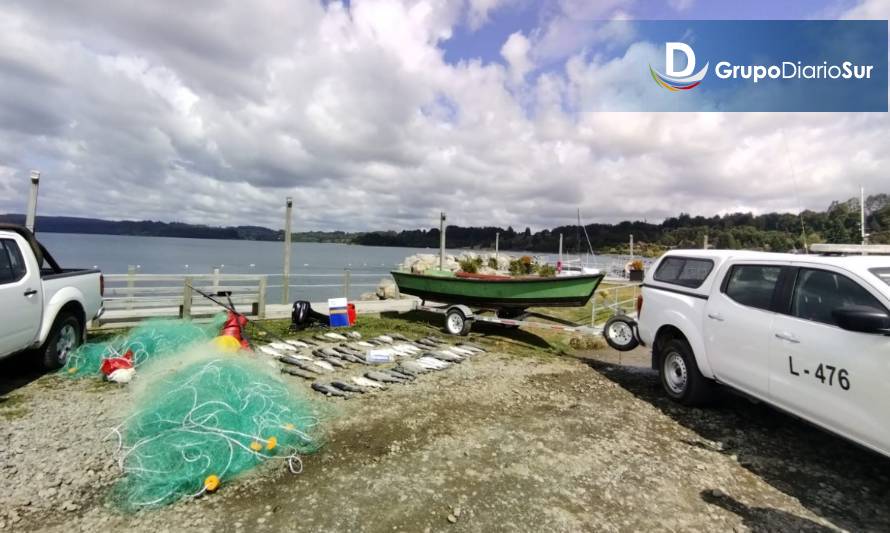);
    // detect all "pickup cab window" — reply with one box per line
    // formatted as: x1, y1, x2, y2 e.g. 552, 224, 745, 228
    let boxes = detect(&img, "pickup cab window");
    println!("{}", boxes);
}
0, 239, 27, 284
872, 268, 890, 287
723, 265, 782, 311
792, 268, 885, 326
653, 257, 714, 288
